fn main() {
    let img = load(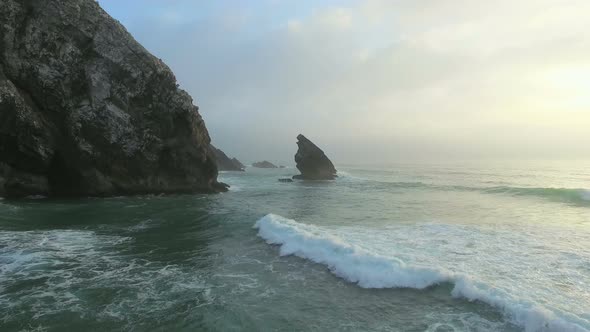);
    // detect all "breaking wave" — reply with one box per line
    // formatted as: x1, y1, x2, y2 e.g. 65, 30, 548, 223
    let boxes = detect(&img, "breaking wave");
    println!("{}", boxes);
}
254, 214, 589, 332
